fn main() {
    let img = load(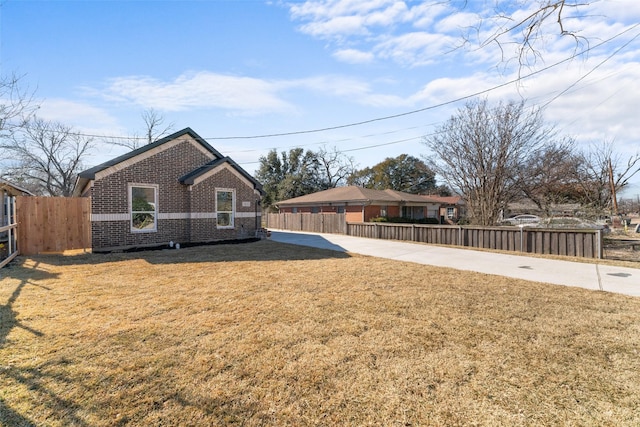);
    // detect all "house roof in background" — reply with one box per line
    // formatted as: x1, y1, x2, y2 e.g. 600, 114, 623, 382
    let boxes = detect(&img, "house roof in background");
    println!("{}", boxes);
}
0, 178, 35, 196
422, 195, 465, 205
276, 186, 441, 206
